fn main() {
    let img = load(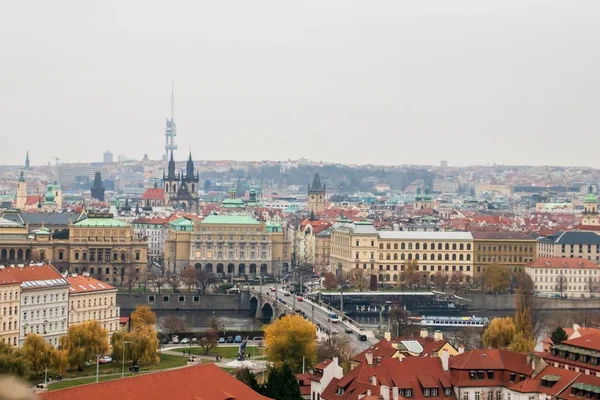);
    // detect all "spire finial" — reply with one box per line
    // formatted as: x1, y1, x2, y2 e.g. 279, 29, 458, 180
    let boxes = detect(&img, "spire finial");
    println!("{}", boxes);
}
171, 81, 175, 121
